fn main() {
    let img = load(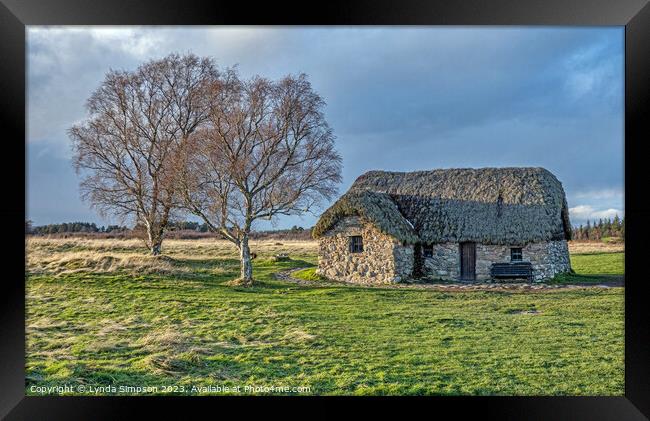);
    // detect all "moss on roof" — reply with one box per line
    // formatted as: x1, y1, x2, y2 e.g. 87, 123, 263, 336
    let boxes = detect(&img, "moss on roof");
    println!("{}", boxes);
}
313, 167, 572, 245
312, 190, 420, 243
